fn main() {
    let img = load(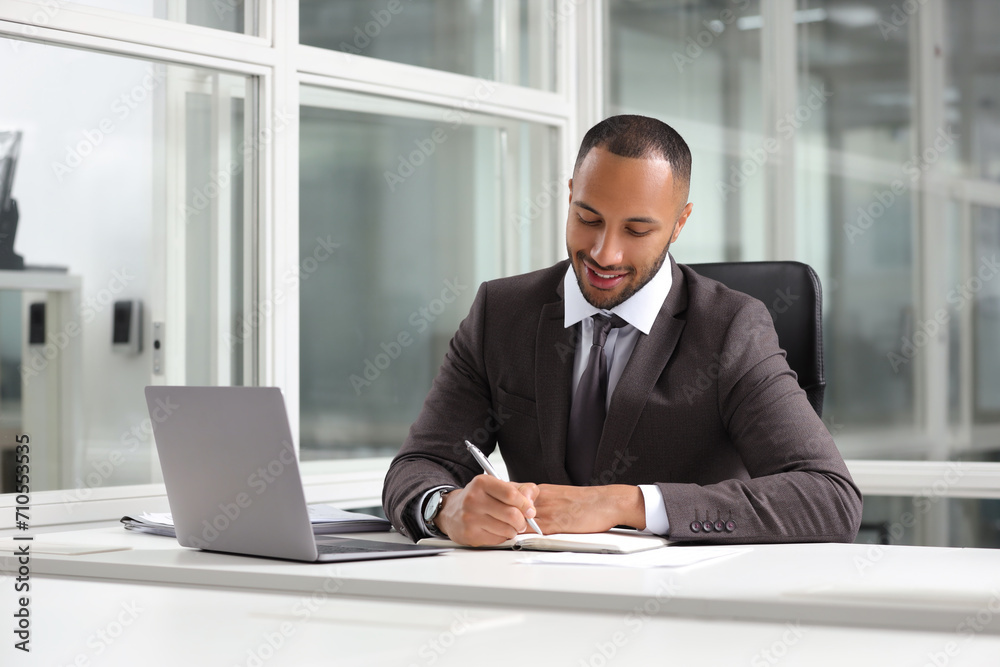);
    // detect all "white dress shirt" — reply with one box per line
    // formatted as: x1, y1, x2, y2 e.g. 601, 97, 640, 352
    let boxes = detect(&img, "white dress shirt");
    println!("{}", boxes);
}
563, 256, 674, 536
